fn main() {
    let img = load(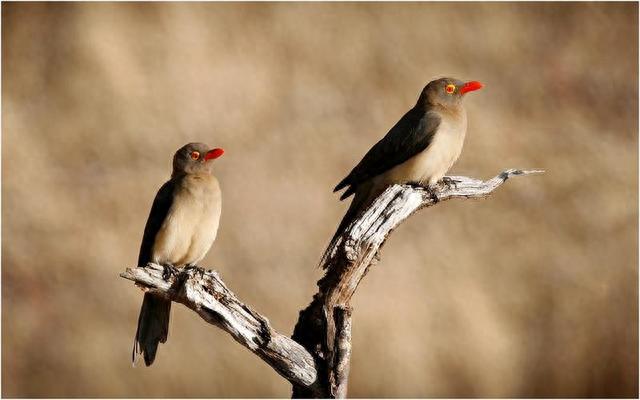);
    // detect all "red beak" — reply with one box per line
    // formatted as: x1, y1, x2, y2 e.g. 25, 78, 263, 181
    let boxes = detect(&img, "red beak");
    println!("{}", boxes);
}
204, 148, 224, 161
459, 81, 483, 95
